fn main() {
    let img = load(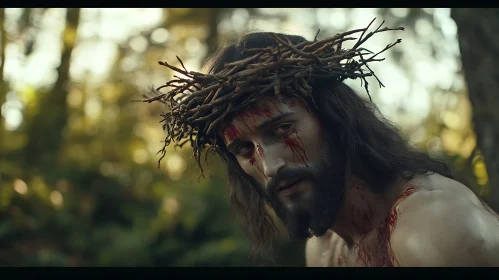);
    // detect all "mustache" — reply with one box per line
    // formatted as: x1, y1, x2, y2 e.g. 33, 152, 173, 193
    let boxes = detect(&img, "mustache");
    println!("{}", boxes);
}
266, 167, 316, 196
